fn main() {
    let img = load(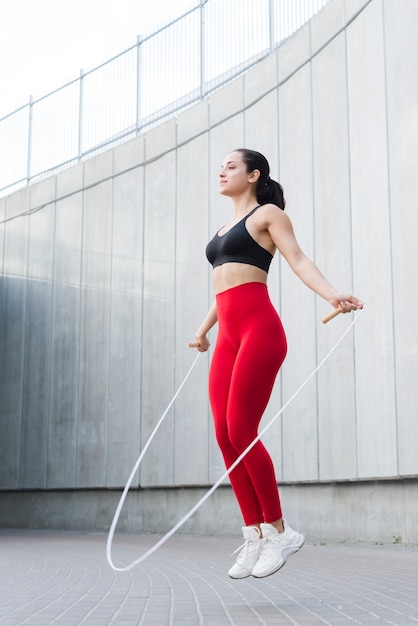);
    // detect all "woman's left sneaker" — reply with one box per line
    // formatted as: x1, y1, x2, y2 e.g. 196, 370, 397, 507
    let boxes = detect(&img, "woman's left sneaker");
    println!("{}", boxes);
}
228, 526, 262, 579
251, 520, 304, 578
